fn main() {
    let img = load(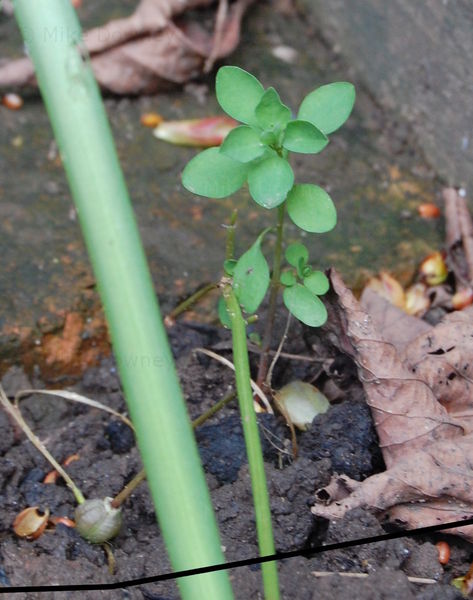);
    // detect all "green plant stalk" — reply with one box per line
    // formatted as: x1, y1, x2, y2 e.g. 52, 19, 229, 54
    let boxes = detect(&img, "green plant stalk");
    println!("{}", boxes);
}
225, 209, 238, 260
166, 282, 218, 321
256, 203, 285, 389
13, 2, 233, 598
223, 285, 280, 600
